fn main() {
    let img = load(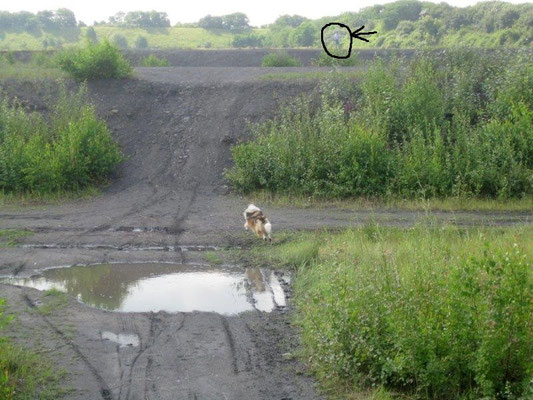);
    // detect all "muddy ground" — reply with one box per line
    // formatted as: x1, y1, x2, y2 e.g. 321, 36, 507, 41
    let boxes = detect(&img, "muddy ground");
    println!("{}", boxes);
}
0, 64, 532, 400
